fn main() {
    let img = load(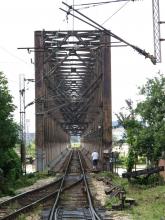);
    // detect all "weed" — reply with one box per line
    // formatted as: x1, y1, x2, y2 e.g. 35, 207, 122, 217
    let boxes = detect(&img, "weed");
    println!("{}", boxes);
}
96, 171, 165, 219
